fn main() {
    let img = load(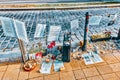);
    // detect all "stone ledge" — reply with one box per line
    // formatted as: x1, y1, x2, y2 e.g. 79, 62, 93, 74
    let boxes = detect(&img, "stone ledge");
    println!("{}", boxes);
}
0, 2, 120, 10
